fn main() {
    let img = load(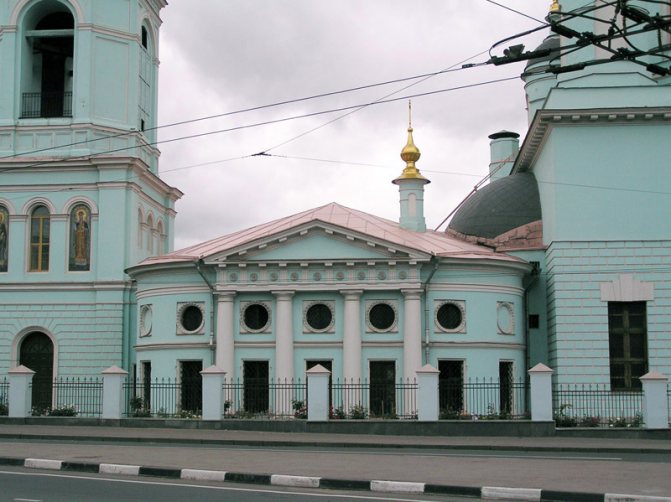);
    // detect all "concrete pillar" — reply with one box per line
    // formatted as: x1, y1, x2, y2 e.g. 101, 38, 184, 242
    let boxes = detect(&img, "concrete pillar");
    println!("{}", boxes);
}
273, 291, 295, 381
8, 365, 35, 418
101, 366, 128, 419
307, 364, 331, 422
640, 372, 669, 429
528, 363, 553, 422
402, 289, 423, 381
341, 290, 363, 382
215, 292, 235, 376
200, 365, 227, 421
416, 364, 439, 422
